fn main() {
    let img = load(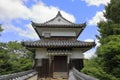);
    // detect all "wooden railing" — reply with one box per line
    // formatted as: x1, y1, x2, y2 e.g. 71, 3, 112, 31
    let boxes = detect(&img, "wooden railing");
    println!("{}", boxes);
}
0, 70, 37, 80
69, 68, 99, 80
